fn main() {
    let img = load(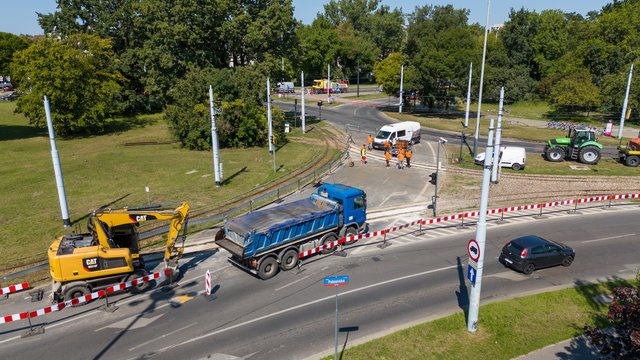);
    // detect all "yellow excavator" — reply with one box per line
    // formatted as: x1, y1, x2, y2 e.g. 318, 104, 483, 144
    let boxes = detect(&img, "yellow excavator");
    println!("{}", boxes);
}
48, 202, 190, 302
